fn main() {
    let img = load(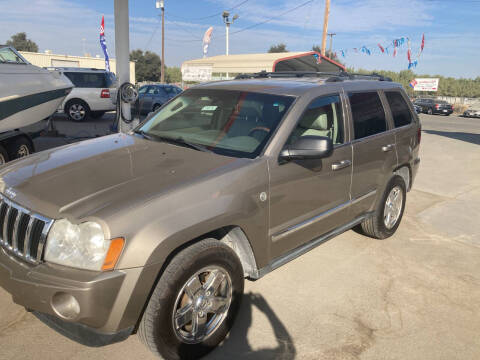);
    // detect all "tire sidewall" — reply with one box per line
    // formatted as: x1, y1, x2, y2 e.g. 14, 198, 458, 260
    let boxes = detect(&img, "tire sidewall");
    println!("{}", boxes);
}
66, 100, 90, 122
147, 241, 244, 360
375, 175, 407, 237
